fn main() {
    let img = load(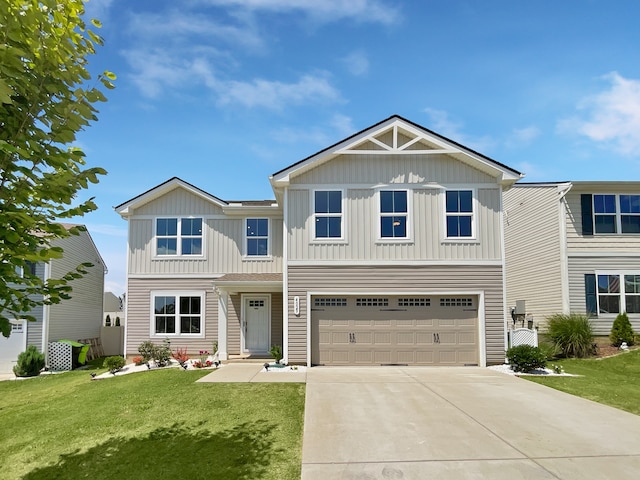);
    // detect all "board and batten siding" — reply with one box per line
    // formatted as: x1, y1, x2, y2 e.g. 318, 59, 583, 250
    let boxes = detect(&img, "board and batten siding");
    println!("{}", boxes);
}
568, 256, 640, 335
48, 231, 105, 342
286, 265, 506, 365
565, 187, 640, 252
287, 187, 502, 262
134, 188, 225, 216
289, 154, 497, 185
126, 278, 218, 356
504, 185, 565, 324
